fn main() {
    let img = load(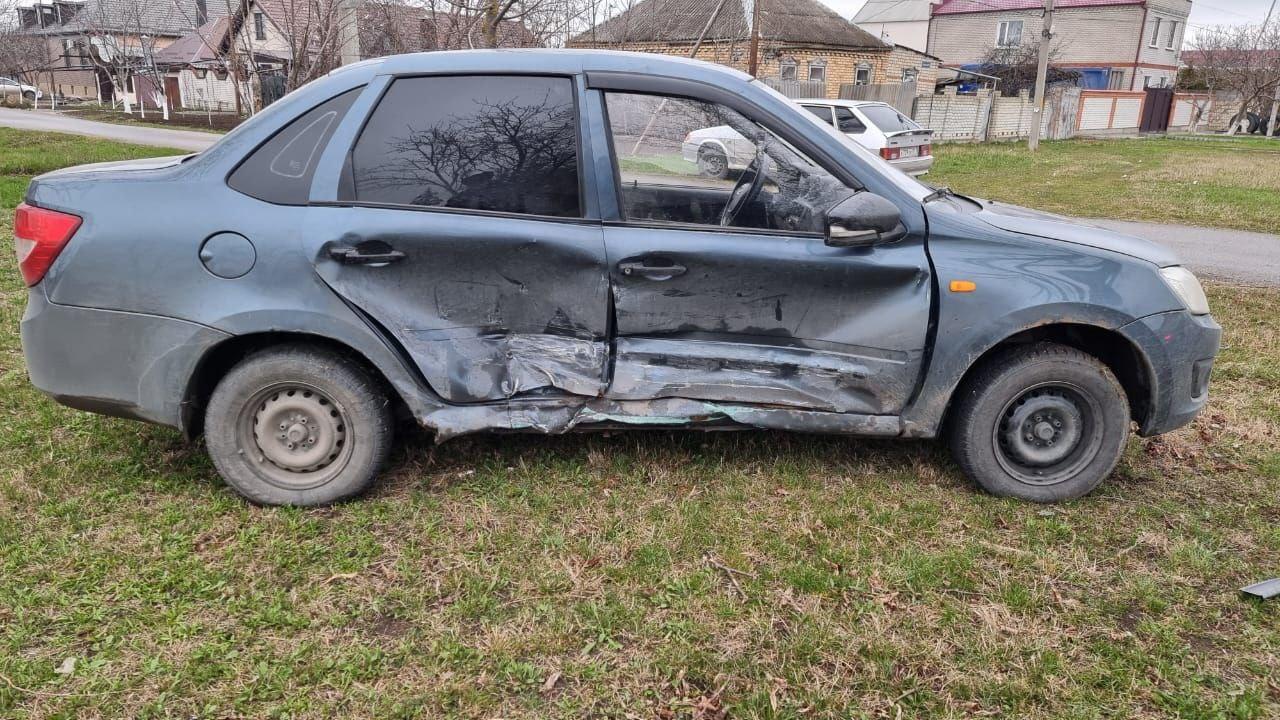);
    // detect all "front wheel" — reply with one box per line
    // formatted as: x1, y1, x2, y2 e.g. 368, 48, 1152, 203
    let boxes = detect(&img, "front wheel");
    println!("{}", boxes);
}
22, 91, 36, 102
204, 345, 393, 506
947, 343, 1130, 502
